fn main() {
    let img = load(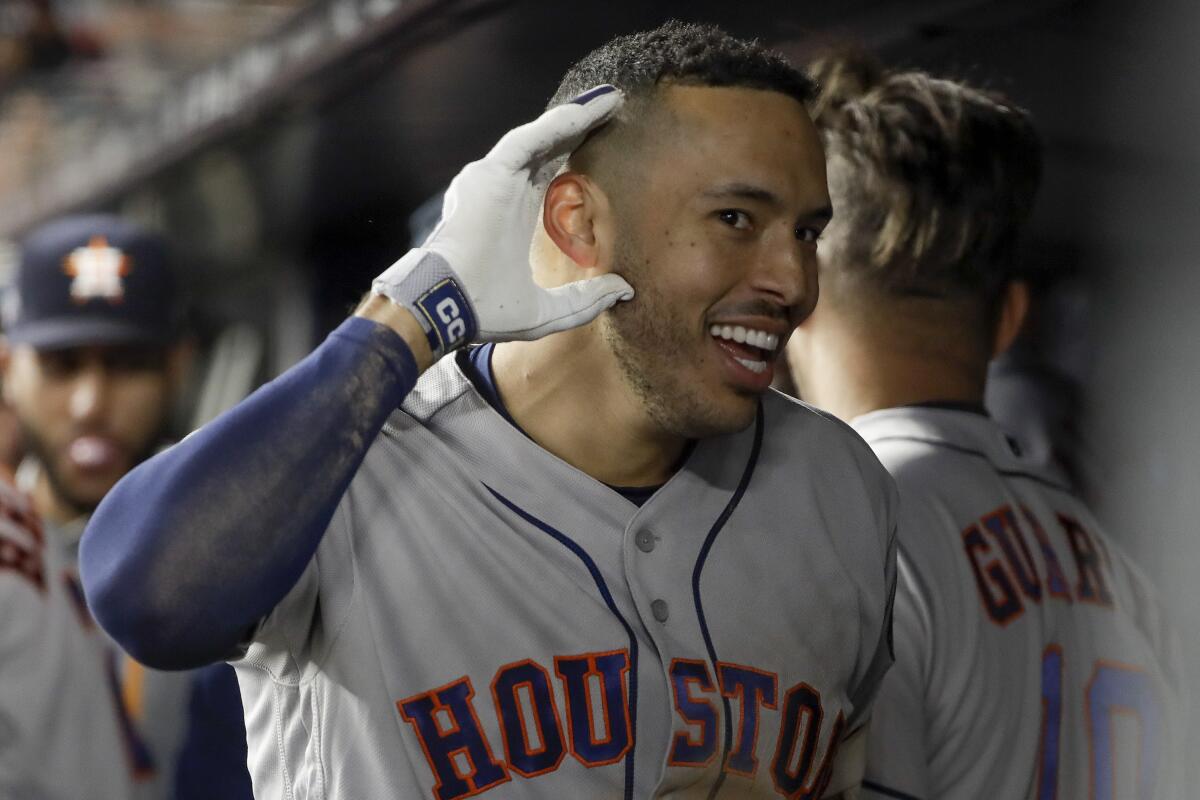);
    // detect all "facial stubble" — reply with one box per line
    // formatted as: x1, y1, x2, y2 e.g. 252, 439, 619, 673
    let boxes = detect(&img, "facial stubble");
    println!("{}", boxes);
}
601, 230, 757, 440
19, 411, 170, 519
